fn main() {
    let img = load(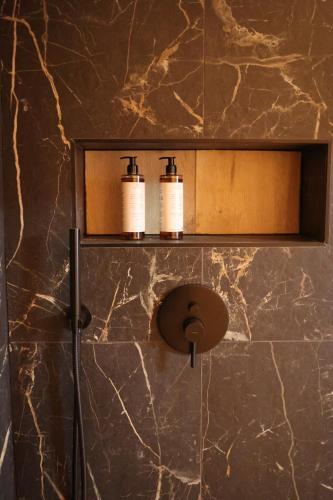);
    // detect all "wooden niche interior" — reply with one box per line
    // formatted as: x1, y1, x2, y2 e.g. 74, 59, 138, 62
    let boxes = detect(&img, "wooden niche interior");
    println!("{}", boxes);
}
85, 149, 301, 235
